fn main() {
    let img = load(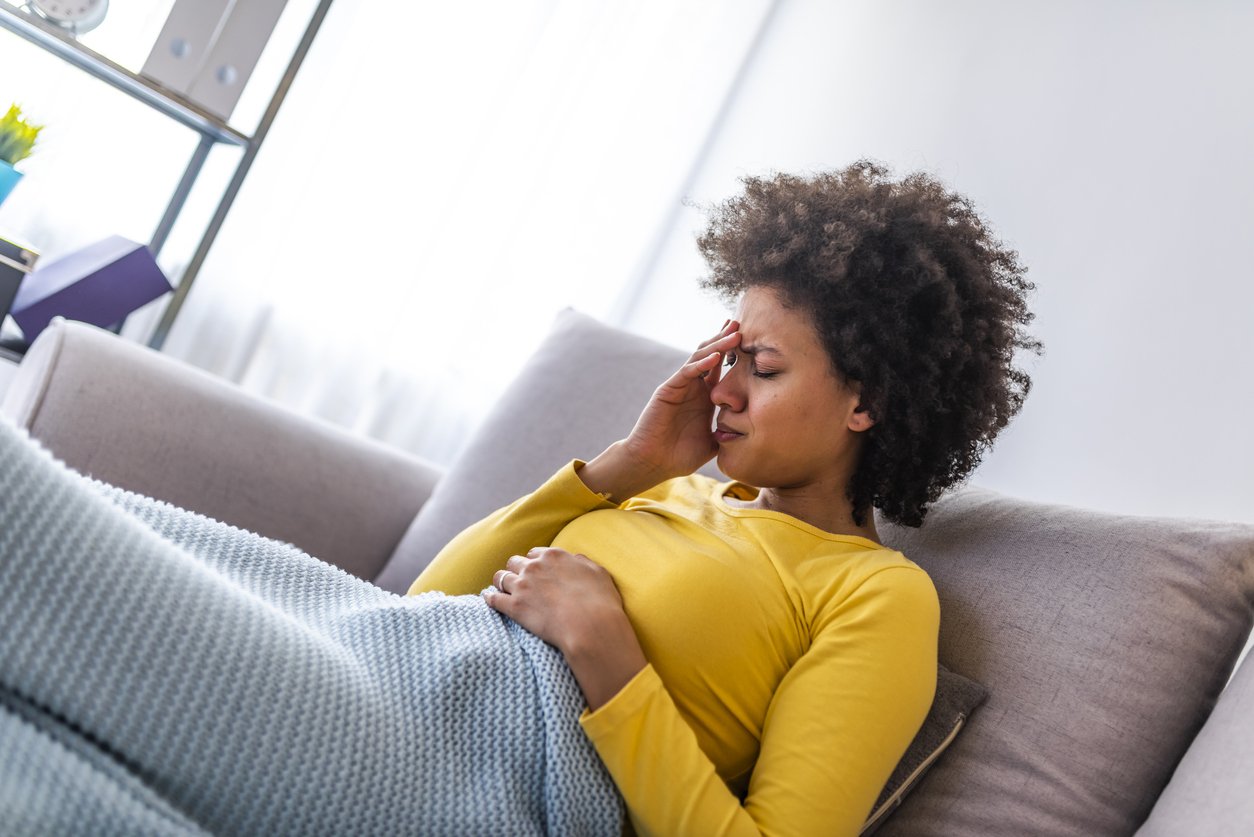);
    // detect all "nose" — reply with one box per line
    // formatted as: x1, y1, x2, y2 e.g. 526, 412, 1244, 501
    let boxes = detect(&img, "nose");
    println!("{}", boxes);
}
710, 356, 746, 413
